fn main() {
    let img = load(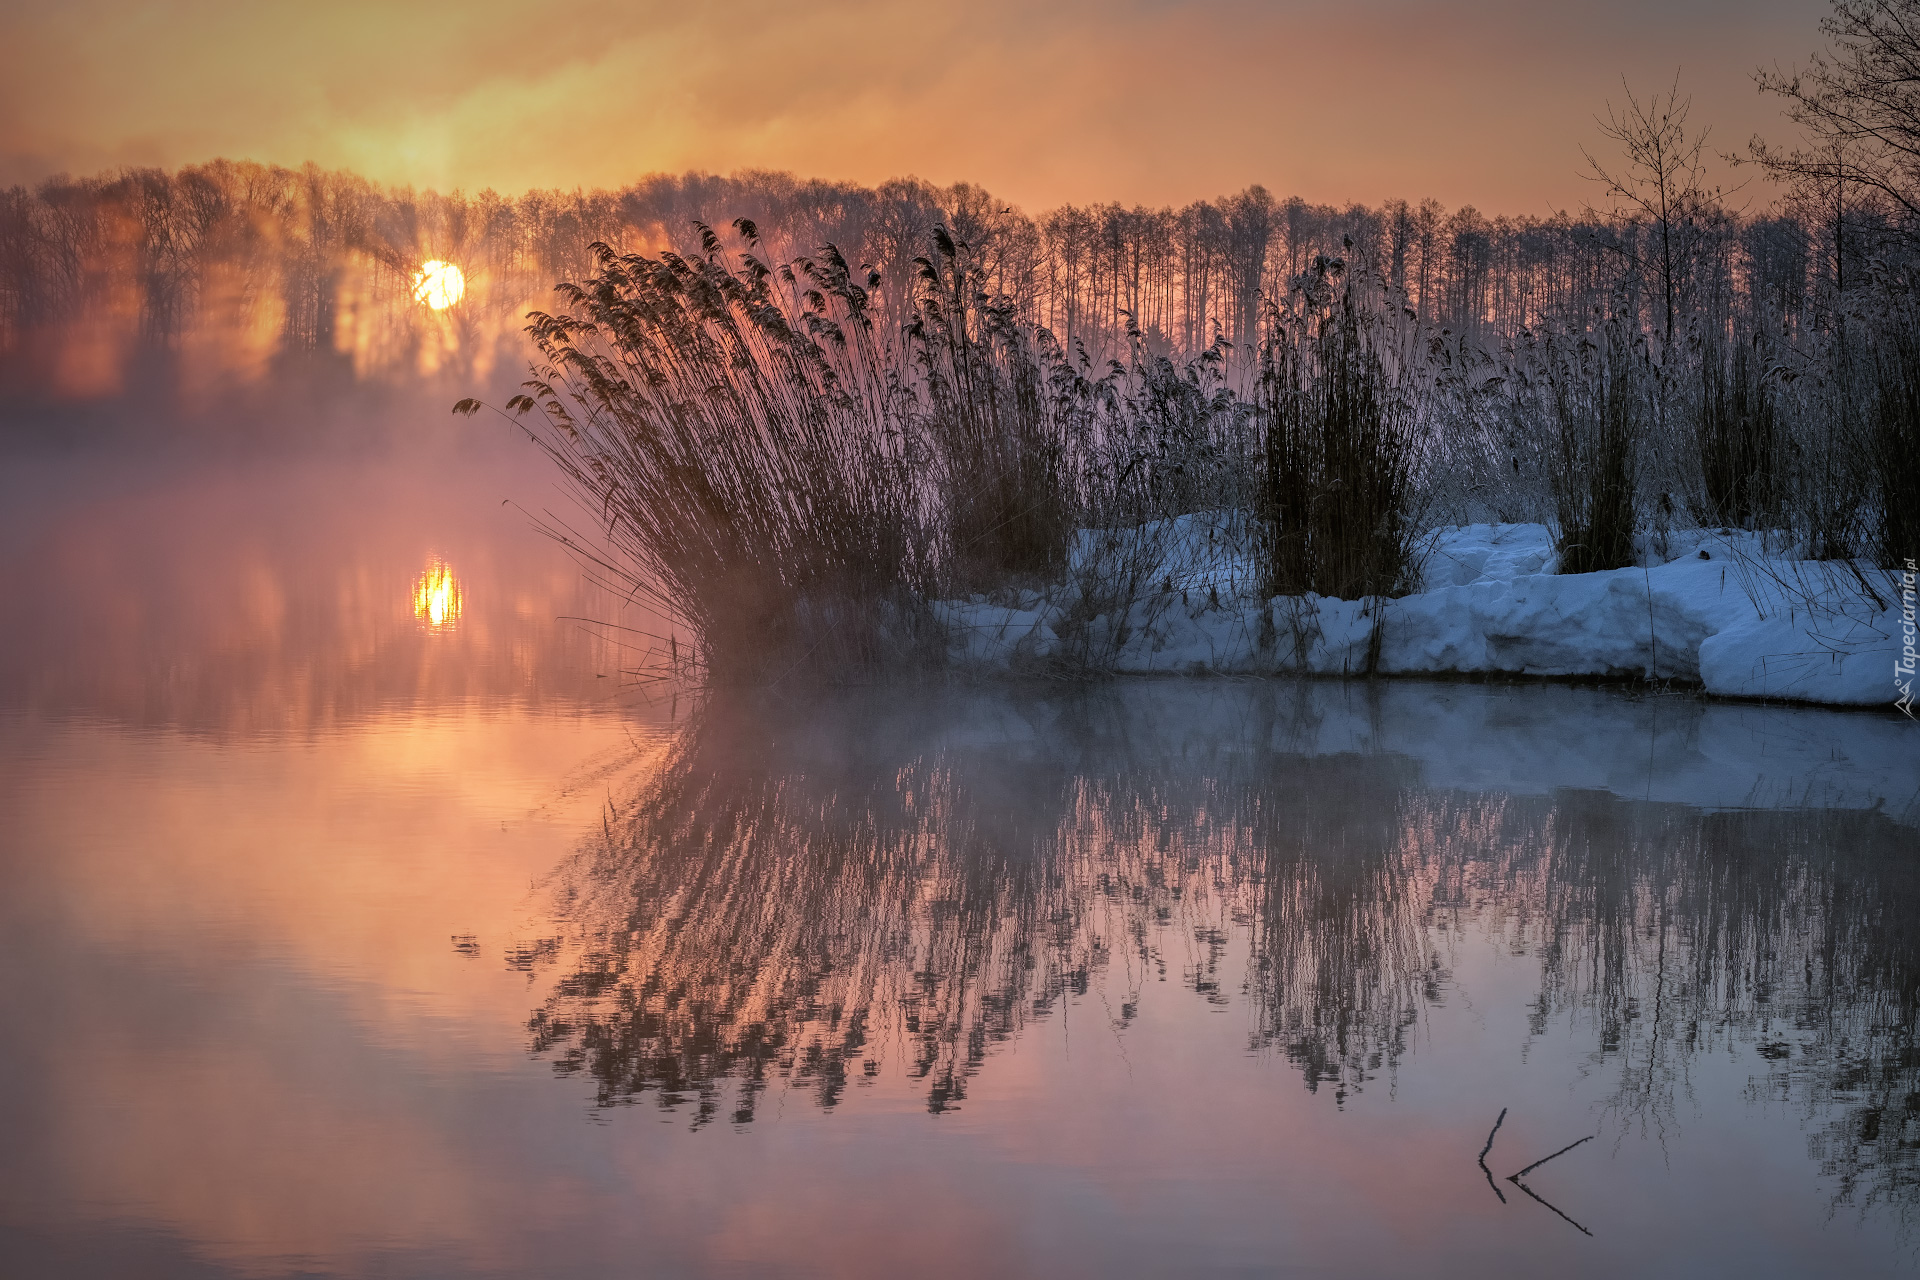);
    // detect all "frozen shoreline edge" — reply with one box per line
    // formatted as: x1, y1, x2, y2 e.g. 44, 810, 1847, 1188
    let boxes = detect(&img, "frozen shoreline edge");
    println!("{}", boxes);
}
933, 521, 1913, 711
